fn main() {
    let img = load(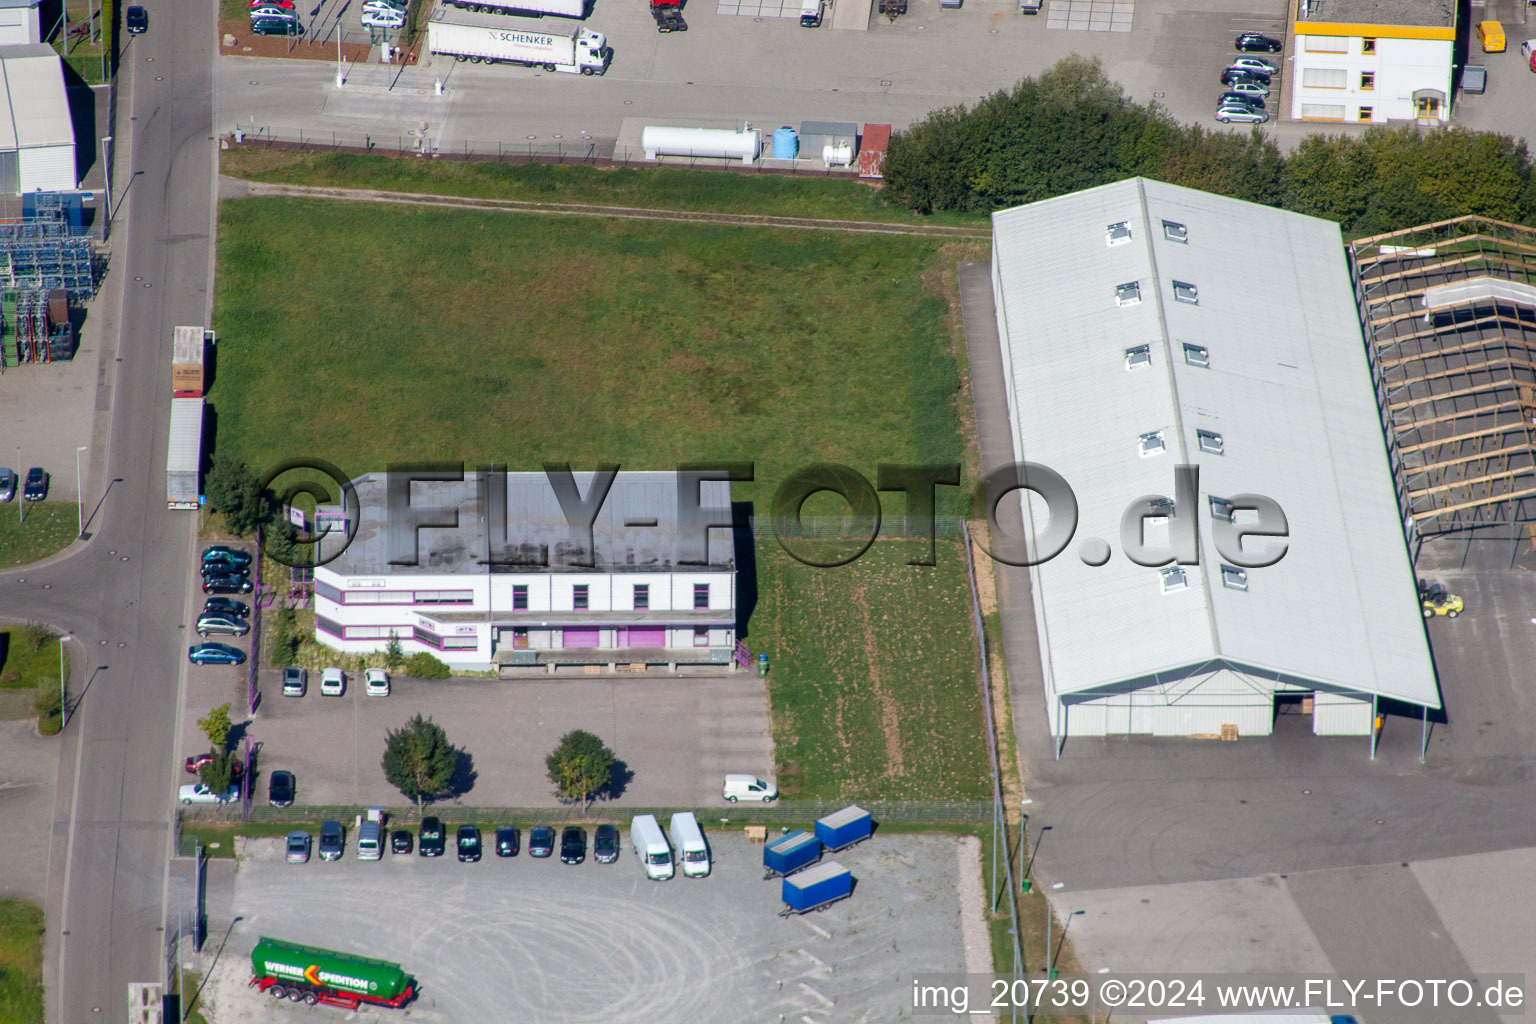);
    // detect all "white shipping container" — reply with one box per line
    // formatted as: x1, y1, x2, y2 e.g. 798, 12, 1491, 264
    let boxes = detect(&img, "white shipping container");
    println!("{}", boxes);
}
166, 398, 204, 510
427, 9, 608, 74
442, 0, 587, 20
